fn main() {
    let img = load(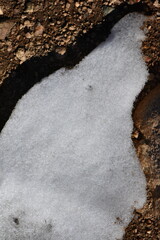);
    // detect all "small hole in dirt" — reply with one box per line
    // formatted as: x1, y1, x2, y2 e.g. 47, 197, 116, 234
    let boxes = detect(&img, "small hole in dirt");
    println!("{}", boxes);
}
13, 217, 19, 225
